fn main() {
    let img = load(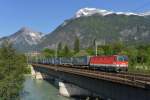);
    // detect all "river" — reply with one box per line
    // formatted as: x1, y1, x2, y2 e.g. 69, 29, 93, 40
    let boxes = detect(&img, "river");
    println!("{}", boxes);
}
21, 76, 73, 100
